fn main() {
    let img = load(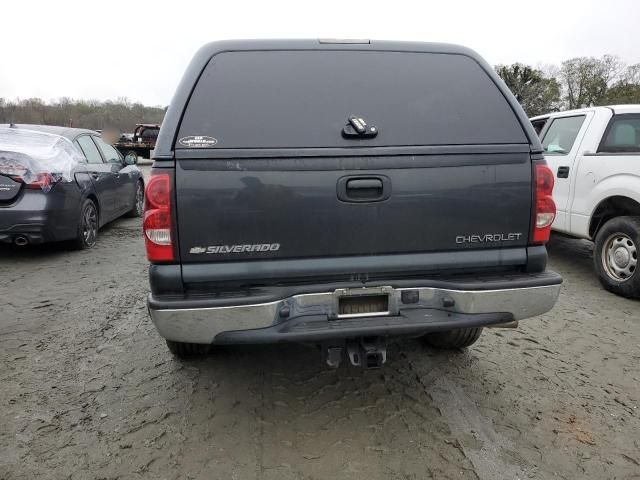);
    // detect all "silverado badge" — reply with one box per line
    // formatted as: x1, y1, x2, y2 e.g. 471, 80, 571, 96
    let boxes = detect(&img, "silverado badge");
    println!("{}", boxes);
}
189, 243, 280, 254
